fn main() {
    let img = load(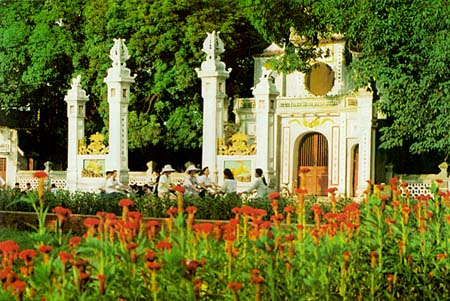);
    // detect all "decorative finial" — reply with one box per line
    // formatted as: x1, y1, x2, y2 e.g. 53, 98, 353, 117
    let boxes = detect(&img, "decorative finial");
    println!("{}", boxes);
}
202, 31, 225, 61
71, 74, 81, 87
109, 38, 130, 67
